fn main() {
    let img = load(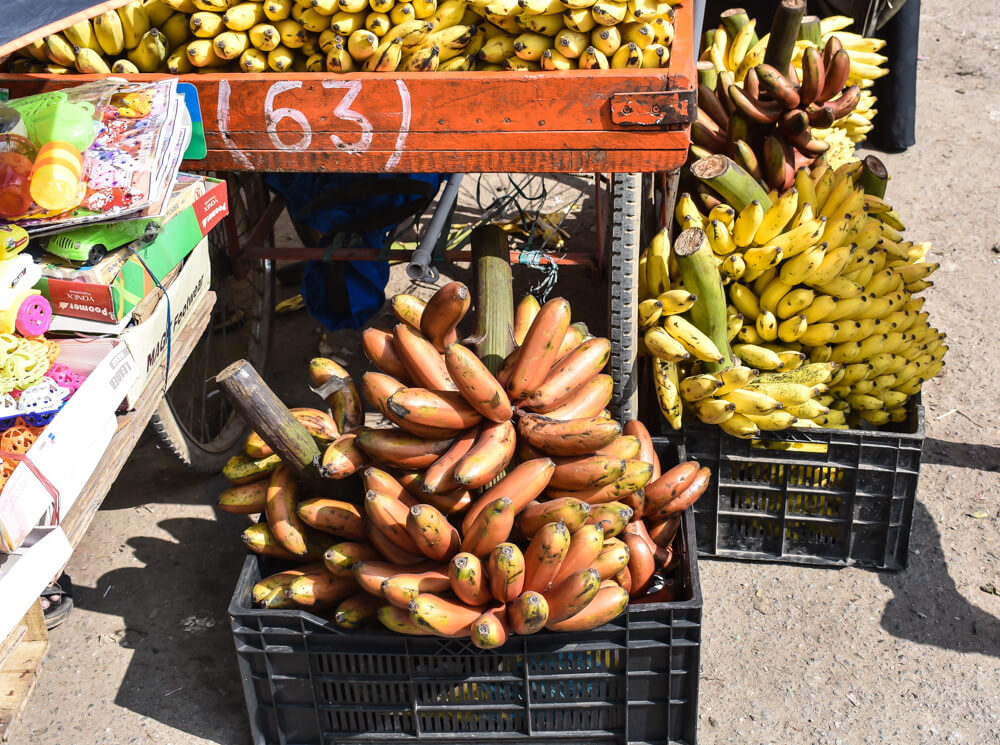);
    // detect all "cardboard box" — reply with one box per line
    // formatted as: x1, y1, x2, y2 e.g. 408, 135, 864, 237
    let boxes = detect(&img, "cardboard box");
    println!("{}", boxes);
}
120, 239, 211, 408
0, 526, 72, 641
0, 340, 137, 553
37, 179, 228, 323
